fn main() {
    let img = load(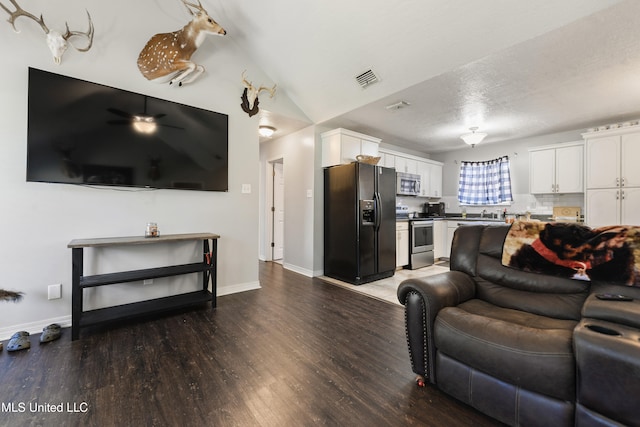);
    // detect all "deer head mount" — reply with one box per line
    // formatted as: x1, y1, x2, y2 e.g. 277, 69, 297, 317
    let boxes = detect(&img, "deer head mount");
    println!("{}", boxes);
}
0, 0, 93, 64
137, 0, 226, 86
240, 71, 276, 117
